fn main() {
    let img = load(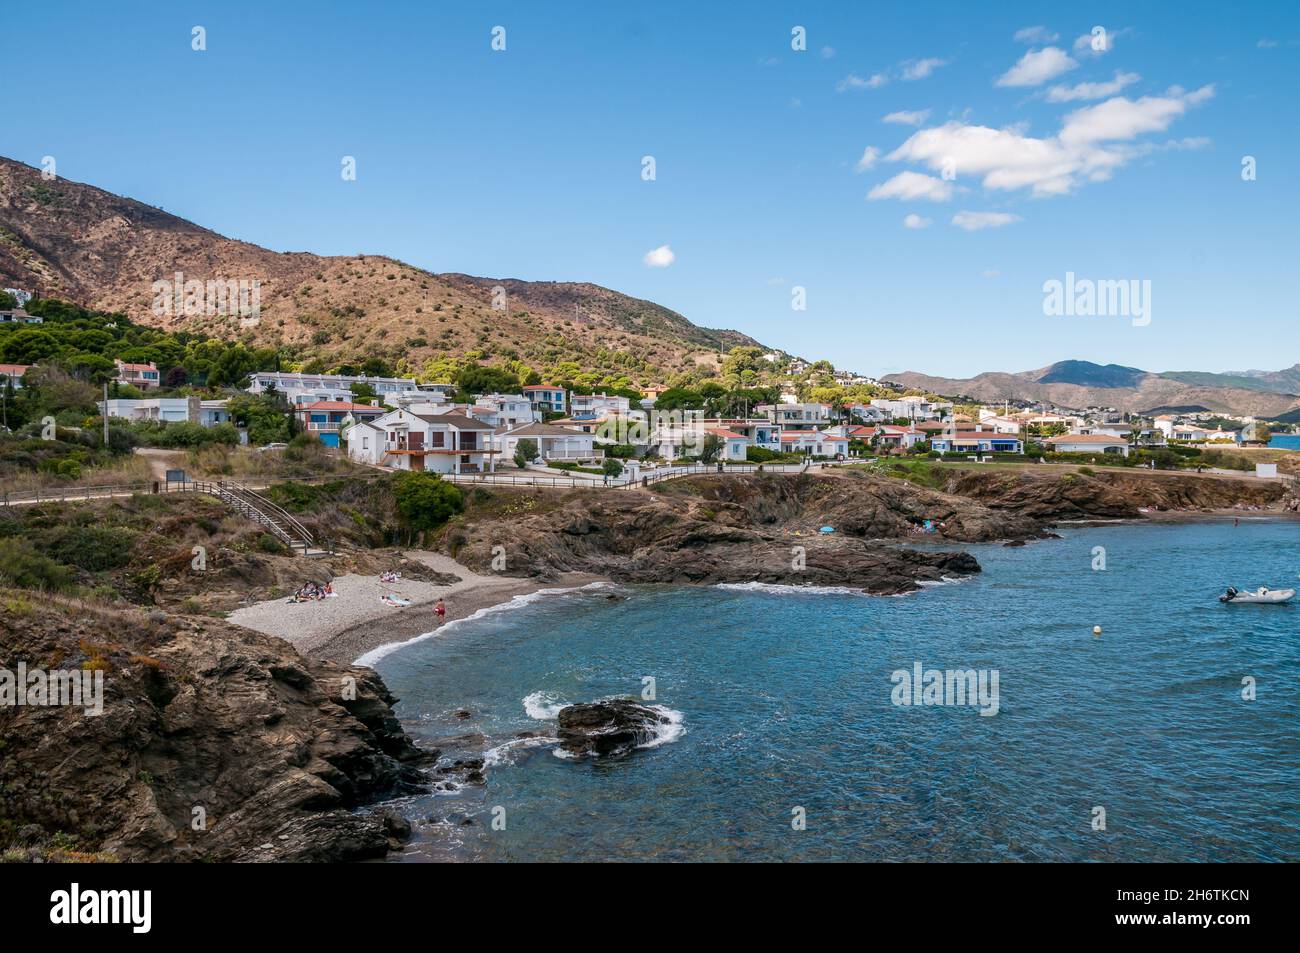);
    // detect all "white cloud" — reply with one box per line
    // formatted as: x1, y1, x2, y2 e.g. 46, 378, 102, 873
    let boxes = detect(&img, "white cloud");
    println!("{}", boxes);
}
855, 146, 881, 172
1046, 71, 1140, 102
821, 46, 836, 59
886, 85, 1214, 196
902, 58, 946, 80
1058, 85, 1214, 146
903, 214, 932, 229
982, 269, 1001, 278
1257, 38, 1278, 49
643, 245, 675, 267
867, 171, 955, 202
952, 211, 1021, 231
883, 109, 932, 126
996, 47, 1077, 87
1014, 26, 1059, 44
837, 72, 889, 92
